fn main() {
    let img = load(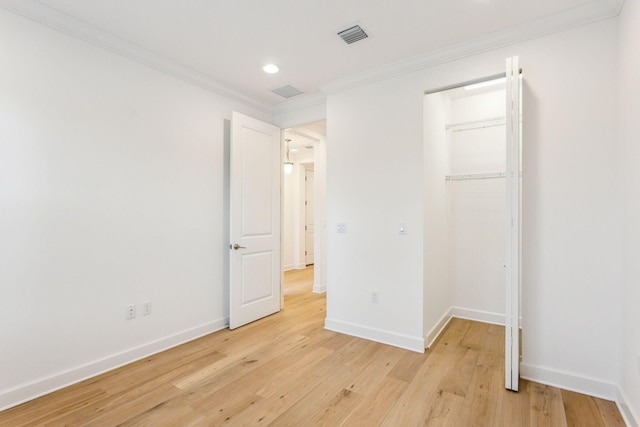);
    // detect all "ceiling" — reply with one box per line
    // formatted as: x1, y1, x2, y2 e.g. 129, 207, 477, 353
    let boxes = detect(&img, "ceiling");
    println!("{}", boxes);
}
1, 0, 624, 112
